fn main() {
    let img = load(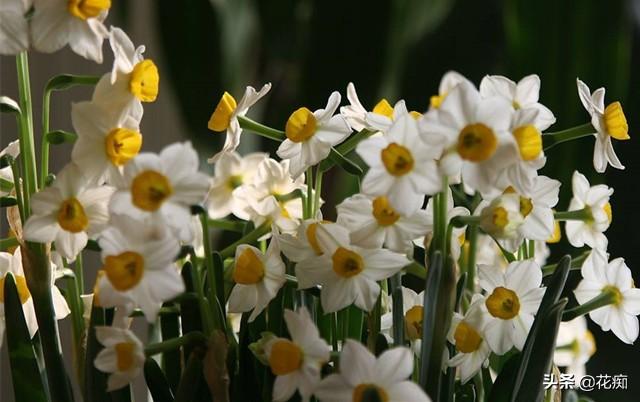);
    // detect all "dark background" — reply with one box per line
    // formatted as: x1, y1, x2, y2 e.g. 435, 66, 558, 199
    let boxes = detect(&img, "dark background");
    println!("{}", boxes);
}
1, 0, 639, 400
